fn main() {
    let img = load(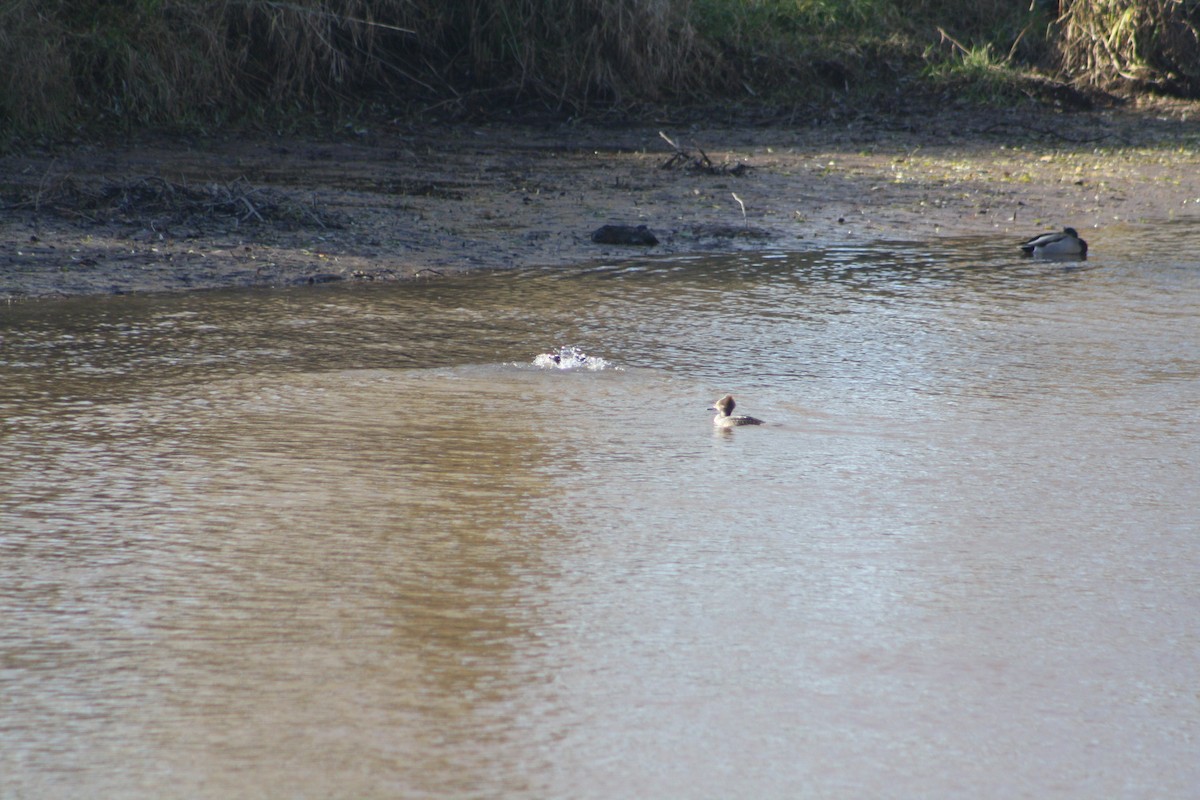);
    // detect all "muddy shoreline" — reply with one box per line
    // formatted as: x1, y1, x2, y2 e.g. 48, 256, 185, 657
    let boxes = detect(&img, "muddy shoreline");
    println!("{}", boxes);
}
4, 103, 1200, 300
